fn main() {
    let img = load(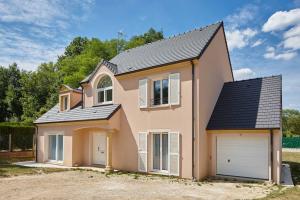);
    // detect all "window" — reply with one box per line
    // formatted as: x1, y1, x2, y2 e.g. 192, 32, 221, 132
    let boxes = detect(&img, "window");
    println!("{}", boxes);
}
48, 134, 63, 162
152, 132, 169, 171
60, 95, 69, 111
63, 96, 68, 110
96, 75, 113, 105
153, 79, 169, 106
